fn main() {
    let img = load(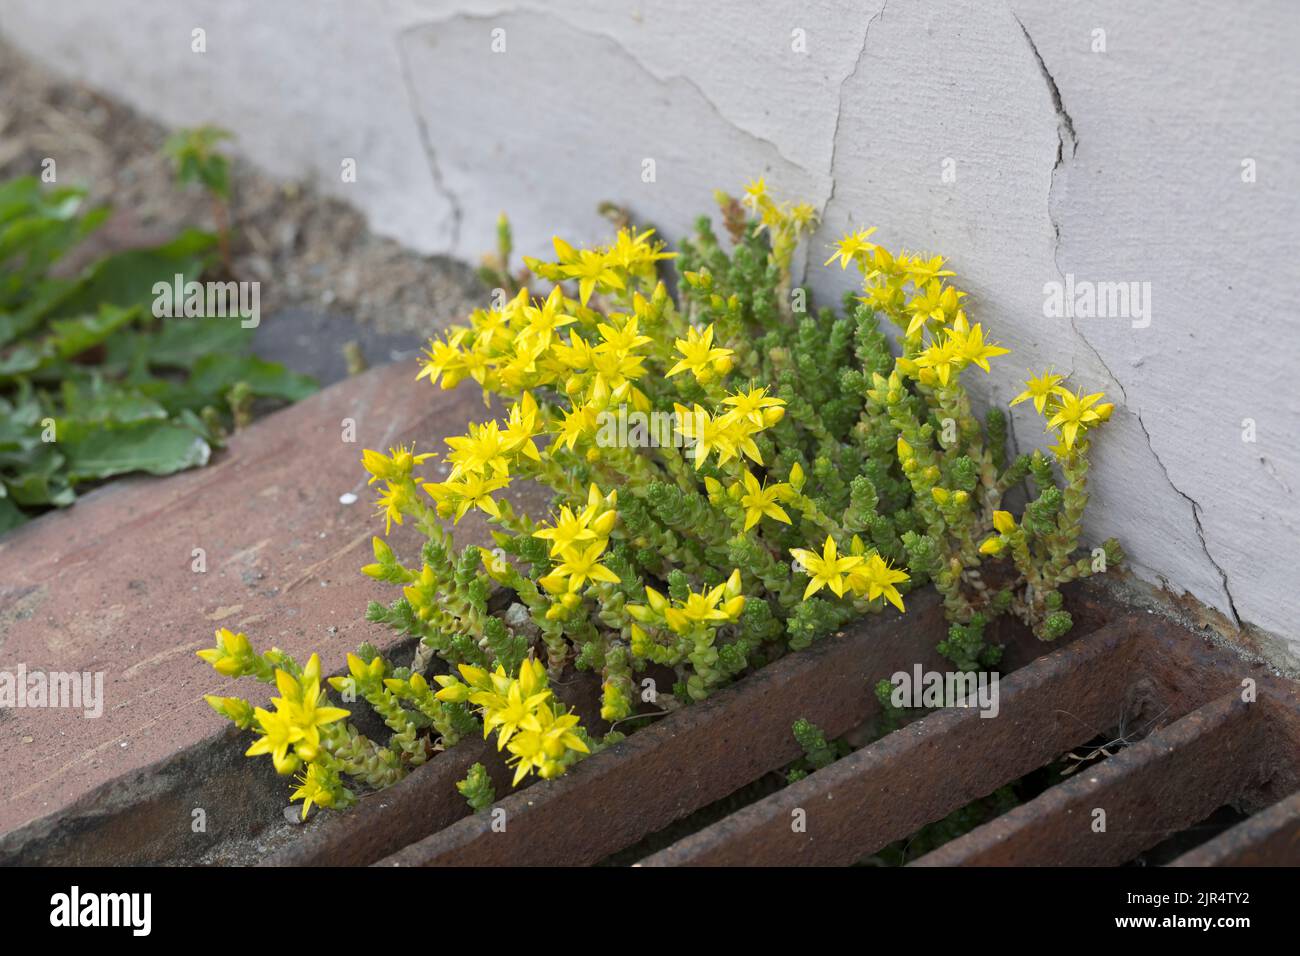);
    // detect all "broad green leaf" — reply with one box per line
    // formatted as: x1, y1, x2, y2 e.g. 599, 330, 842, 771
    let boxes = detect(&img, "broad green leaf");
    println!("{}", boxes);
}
60, 376, 168, 425
0, 277, 79, 347
190, 354, 318, 402
45, 229, 215, 320
146, 316, 252, 369
0, 495, 26, 534
61, 419, 211, 483
0, 343, 46, 377
50, 304, 138, 359
0, 175, 304, 530
6, 470, 74, 507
